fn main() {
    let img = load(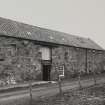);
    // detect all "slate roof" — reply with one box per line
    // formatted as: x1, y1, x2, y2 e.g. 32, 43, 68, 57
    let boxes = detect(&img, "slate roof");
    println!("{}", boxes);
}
0, 17, 103, 50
